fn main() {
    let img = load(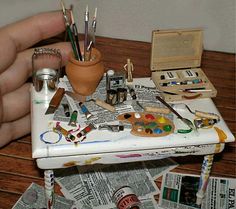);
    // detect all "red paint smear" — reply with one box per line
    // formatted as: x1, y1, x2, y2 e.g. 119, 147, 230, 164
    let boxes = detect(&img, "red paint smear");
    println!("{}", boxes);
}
116, 154, 142, 158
